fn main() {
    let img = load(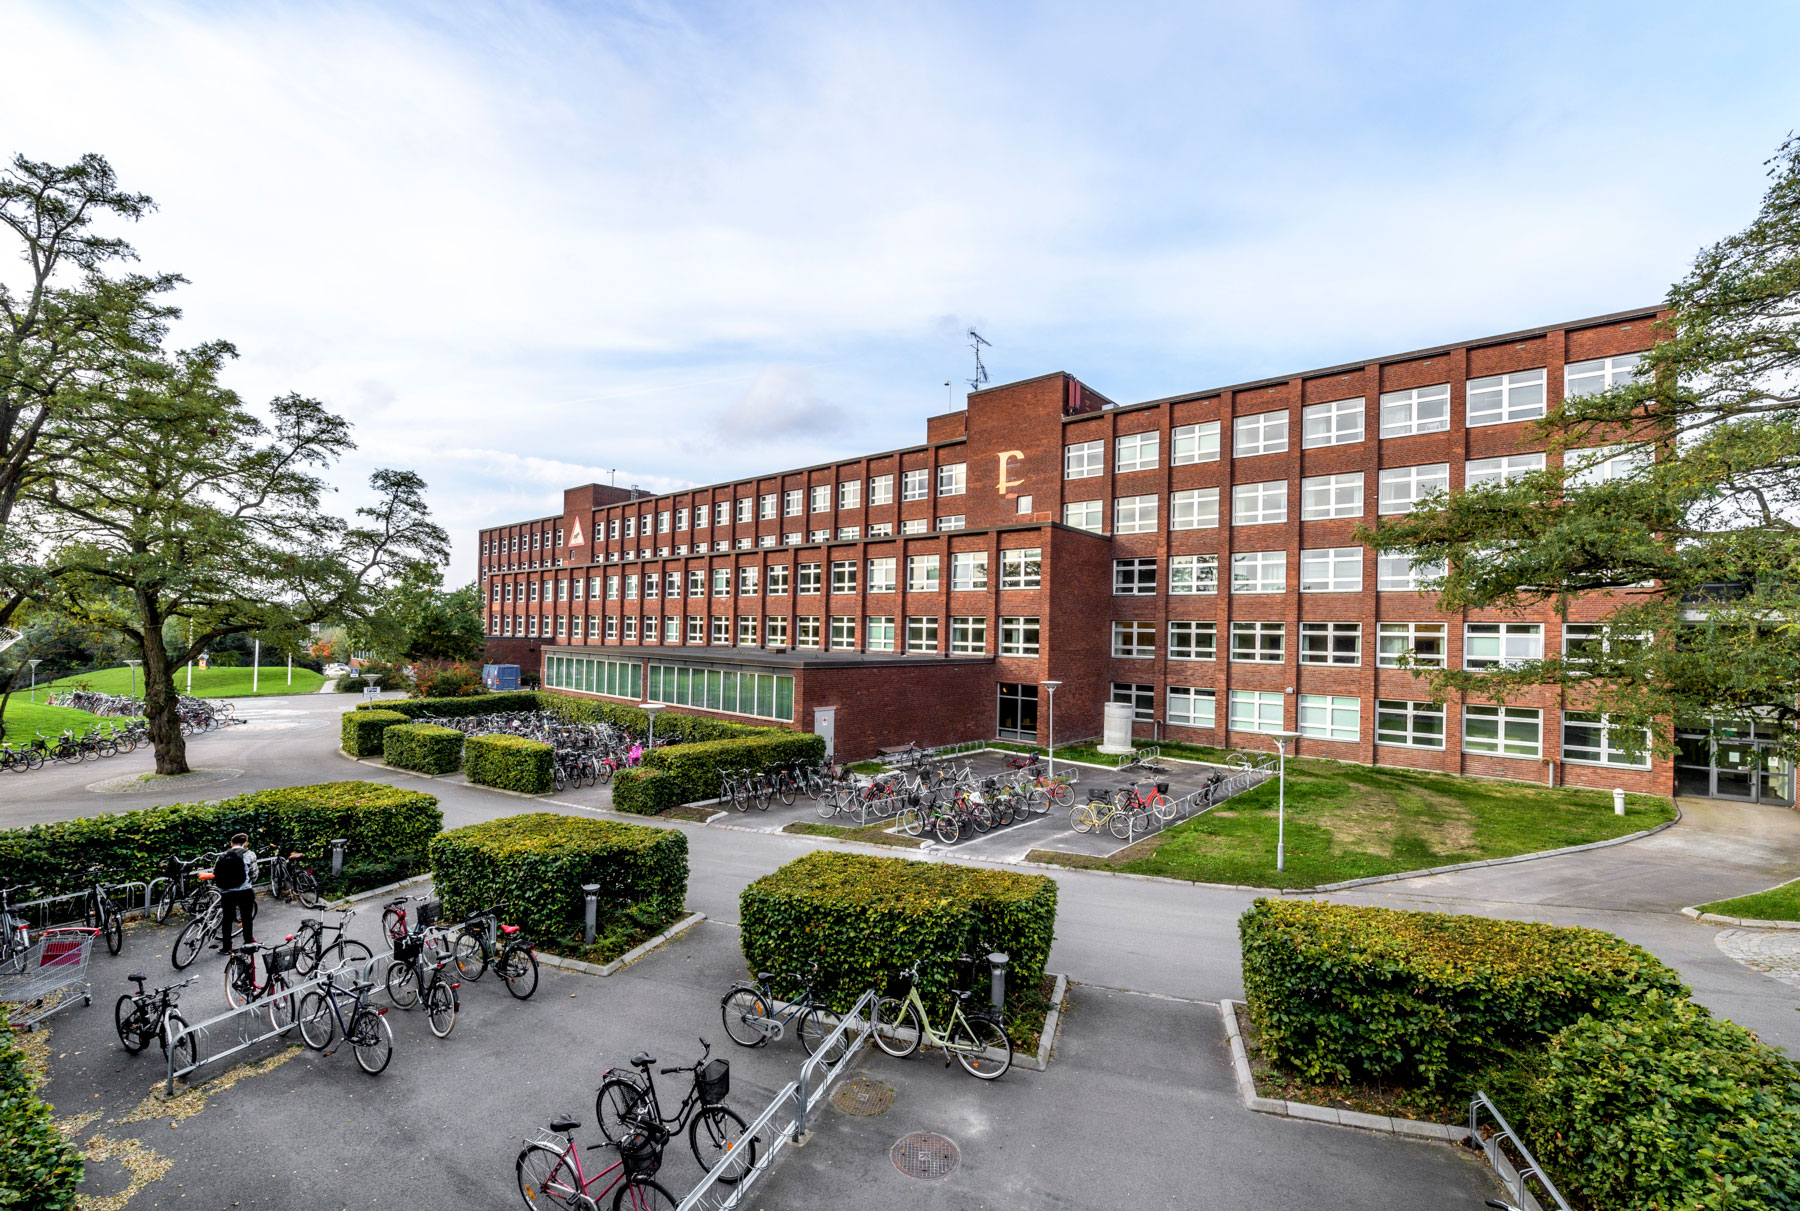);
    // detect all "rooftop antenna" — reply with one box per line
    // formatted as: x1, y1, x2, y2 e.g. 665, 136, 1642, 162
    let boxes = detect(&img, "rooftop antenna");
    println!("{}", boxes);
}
609, 468, 616, 486
966, 329, 990, 393
944, 381, 952, 410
